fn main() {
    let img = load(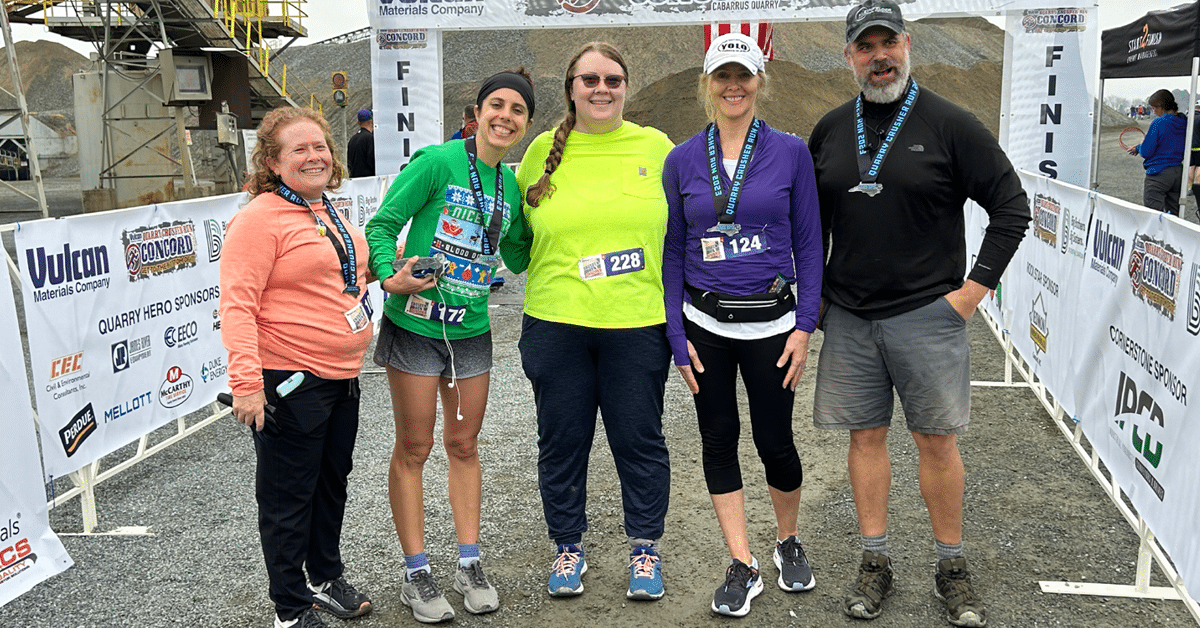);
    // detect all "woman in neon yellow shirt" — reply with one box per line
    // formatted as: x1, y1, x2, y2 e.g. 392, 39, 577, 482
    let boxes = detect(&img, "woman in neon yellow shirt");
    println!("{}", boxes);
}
516, 42, 674, 603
